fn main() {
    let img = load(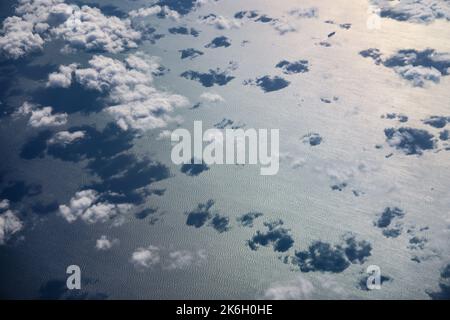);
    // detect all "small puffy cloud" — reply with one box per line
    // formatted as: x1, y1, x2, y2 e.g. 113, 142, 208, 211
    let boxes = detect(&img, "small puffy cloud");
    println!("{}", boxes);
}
48, 130, 85, 145
199, 92, 224, 103
16, 102, 67, 127
128, 5, 180, 20
59, 189, 132, 224
95, 235, 119, 251
0, 199, 23, 245
47, 64, 78, 88
130, 245, 161, 269
264, 276, 315, 300
60, 53, 189, 131
165, 249, 207, 270
374, 207, 405, 238
362, 48, 450, 87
